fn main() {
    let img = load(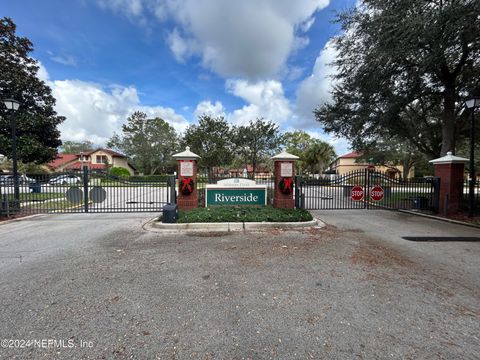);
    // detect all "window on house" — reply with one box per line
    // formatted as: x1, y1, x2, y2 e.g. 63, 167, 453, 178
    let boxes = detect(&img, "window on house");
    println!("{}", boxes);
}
96, 155, 108, 164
